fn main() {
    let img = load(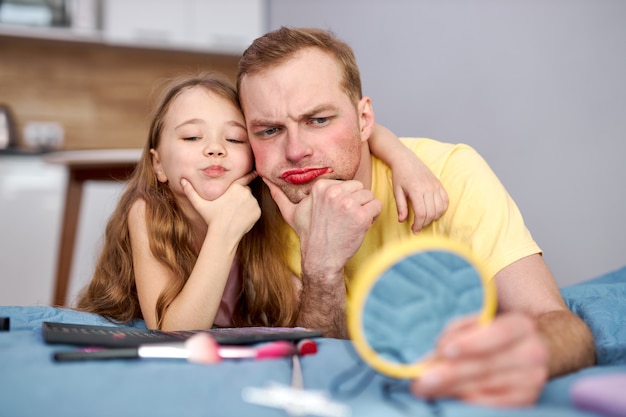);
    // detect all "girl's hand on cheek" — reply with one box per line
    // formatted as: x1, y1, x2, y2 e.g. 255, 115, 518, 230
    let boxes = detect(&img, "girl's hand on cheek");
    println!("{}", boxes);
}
181, 178, 260, 239
233, 170, 258, 187
181, 178, 213, 224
